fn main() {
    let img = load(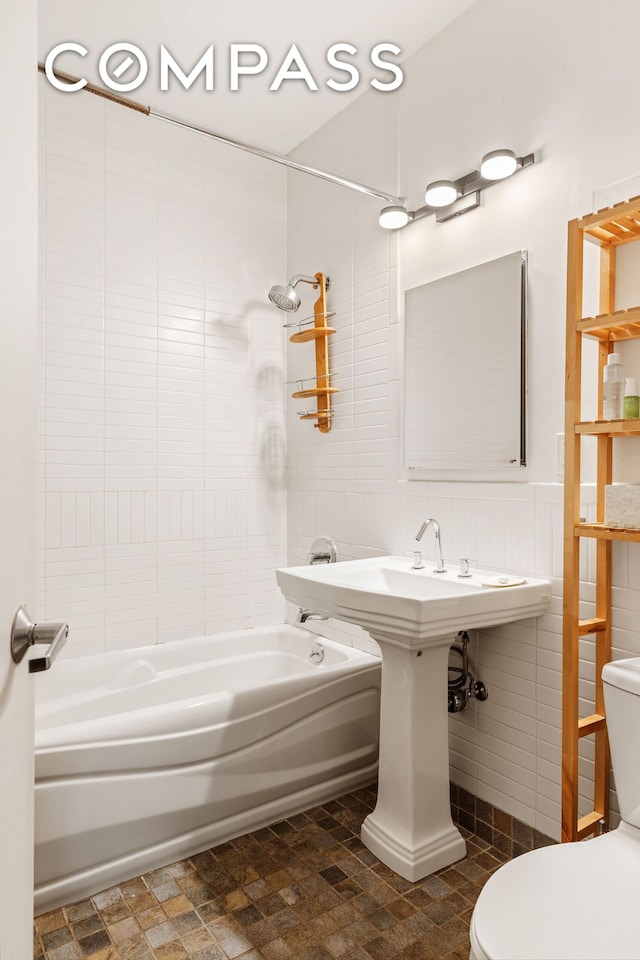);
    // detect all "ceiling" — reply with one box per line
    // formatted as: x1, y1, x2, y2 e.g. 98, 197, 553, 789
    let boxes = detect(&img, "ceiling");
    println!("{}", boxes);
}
38, 0, 477, 154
